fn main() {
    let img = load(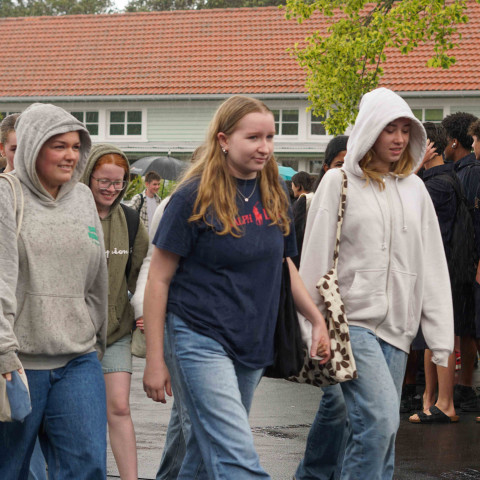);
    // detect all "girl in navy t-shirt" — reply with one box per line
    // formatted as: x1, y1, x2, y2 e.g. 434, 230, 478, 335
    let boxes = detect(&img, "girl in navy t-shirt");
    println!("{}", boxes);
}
142, 95, 331, 479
